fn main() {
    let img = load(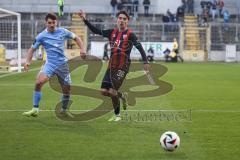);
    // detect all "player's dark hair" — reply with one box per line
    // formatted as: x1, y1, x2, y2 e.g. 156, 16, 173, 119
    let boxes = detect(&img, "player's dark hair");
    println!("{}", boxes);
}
117, 11, 130, 20
45, 13, 57, 21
